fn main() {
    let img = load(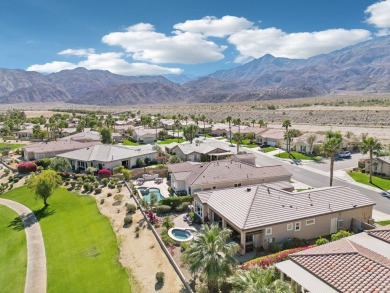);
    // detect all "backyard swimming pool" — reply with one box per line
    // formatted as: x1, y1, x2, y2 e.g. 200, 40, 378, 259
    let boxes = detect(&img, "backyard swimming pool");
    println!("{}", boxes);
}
138, 187, 164, 203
